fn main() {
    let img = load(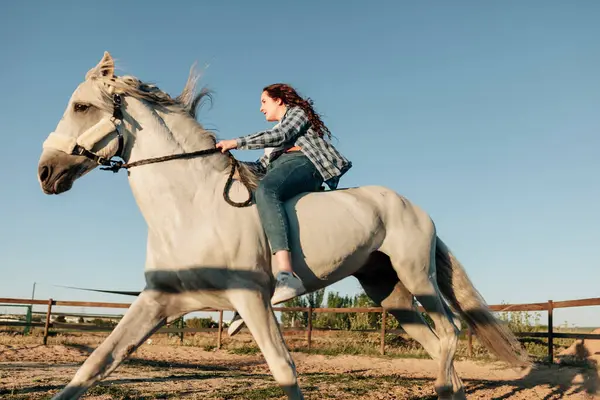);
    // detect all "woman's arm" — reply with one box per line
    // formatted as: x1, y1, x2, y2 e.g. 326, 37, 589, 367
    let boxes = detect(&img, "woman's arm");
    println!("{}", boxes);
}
236, 107, 308, 150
